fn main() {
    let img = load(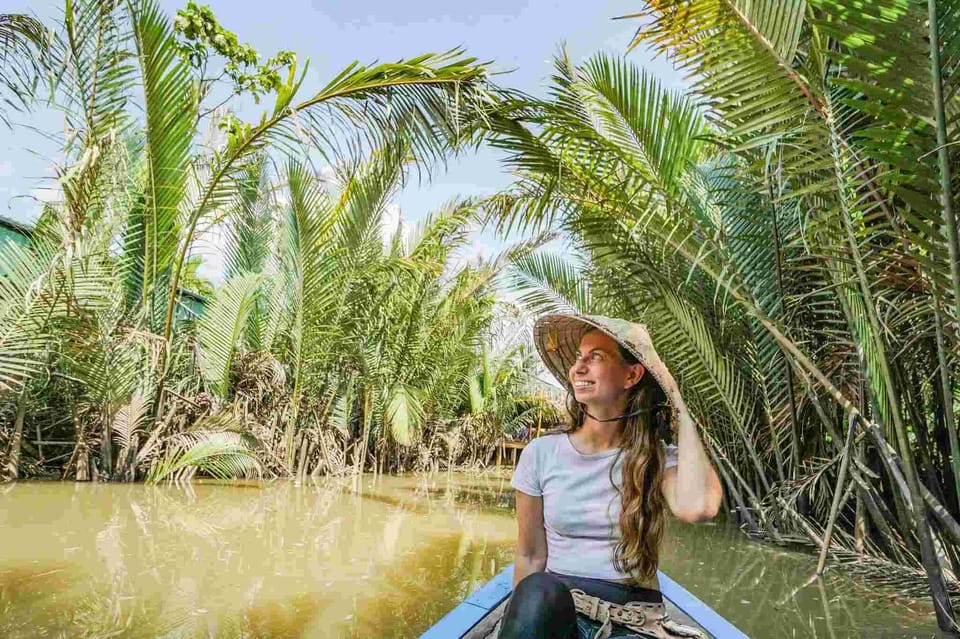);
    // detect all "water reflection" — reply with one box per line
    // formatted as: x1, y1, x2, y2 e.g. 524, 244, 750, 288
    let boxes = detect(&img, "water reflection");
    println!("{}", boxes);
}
0, 474, 937, 638
0, 475, 514, 638
659, 520, 936, 638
